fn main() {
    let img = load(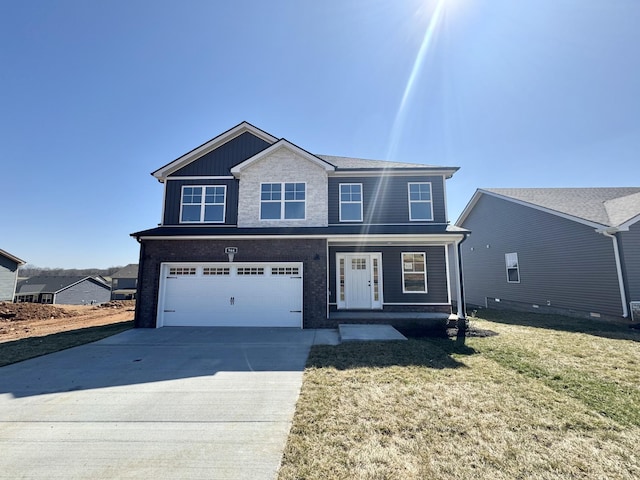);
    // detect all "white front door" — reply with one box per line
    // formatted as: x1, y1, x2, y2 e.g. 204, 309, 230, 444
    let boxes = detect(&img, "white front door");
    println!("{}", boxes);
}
337, 253, 383, 309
